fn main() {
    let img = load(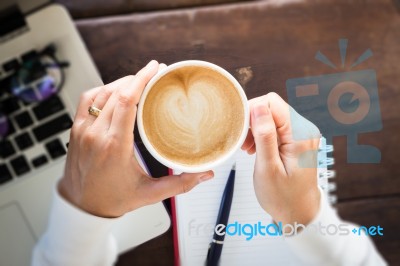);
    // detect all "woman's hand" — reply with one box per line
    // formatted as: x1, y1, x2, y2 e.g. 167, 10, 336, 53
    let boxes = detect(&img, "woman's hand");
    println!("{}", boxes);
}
59, 61, 214, 218
242, 92, 321, 226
